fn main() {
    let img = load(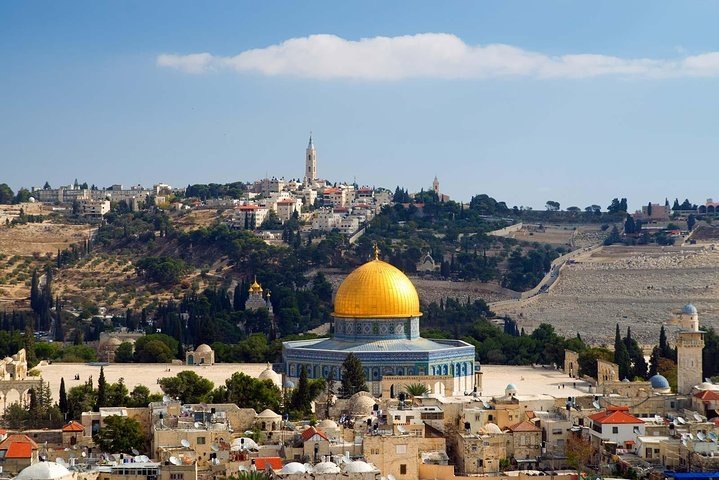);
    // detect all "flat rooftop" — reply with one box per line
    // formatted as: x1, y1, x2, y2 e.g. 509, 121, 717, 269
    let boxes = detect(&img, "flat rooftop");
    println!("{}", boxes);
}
478, 365, 591, 399
34, 362, 268, 400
